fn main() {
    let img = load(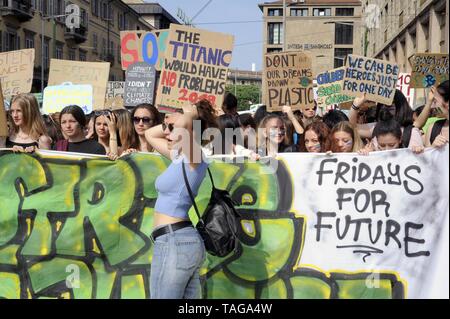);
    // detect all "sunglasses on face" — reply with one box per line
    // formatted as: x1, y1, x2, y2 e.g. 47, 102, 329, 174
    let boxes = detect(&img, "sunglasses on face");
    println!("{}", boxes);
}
162, 122, 174, 132
133, 117, 153, 125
